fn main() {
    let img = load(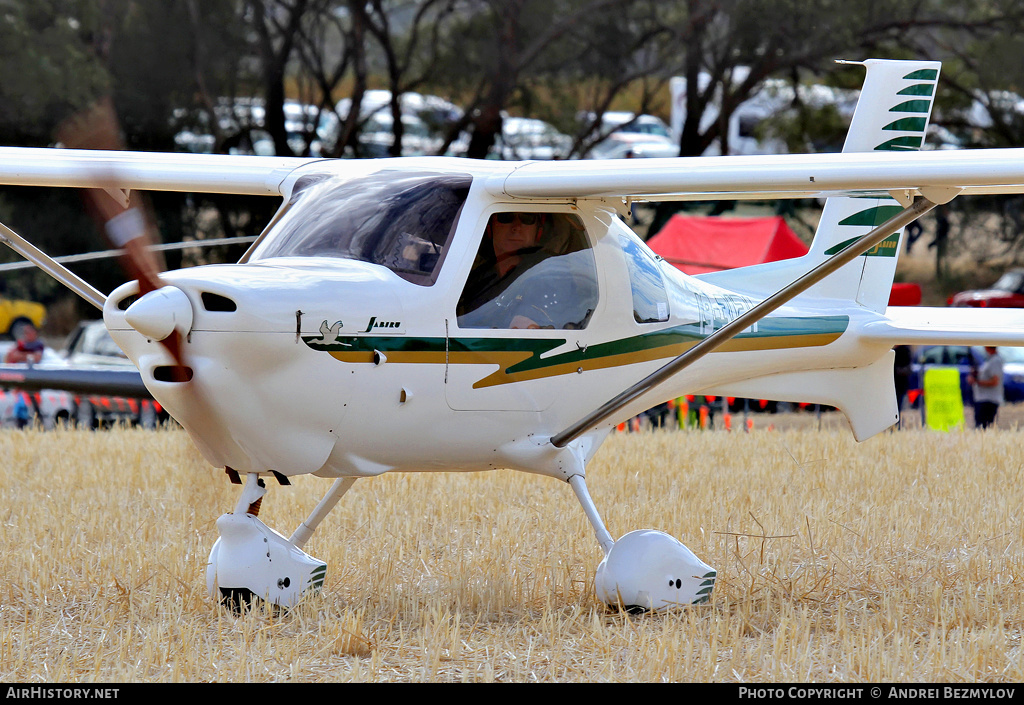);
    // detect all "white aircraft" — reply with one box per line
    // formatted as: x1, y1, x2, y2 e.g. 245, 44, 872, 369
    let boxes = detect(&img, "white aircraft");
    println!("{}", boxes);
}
3, 59, 1024, 612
